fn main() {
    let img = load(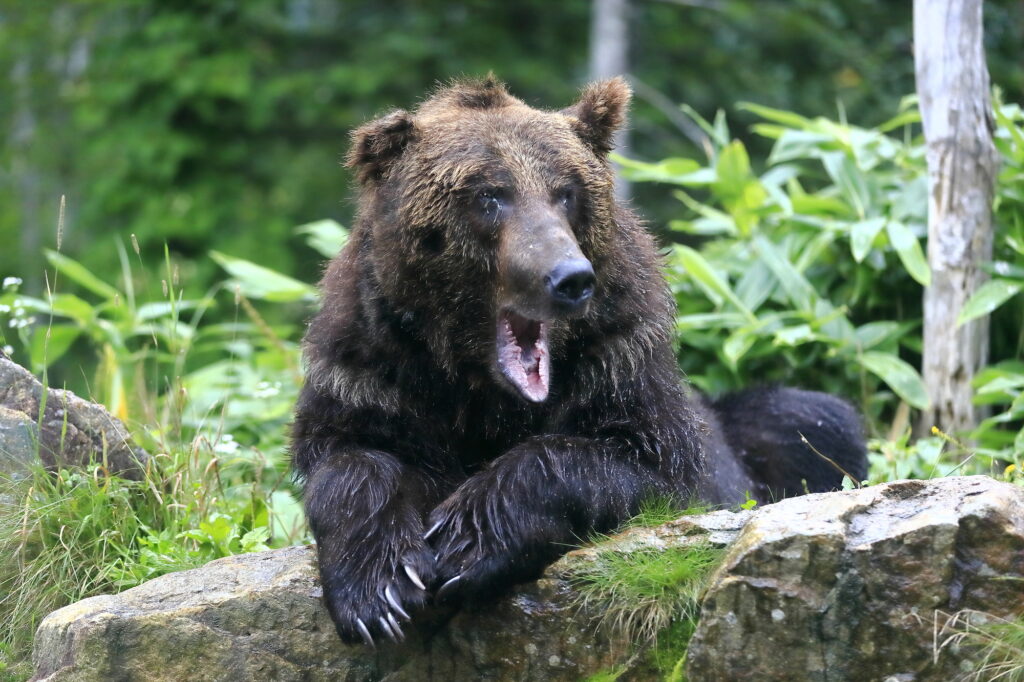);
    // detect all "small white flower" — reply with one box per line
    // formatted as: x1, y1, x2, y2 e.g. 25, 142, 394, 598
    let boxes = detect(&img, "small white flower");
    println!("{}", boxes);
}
994, 261, 1010, 276
213, 434, 239, 455
0, 305, 9, 313
2, 277, 22, 290
253, 381, 281, 398
1, 345, 12, 356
